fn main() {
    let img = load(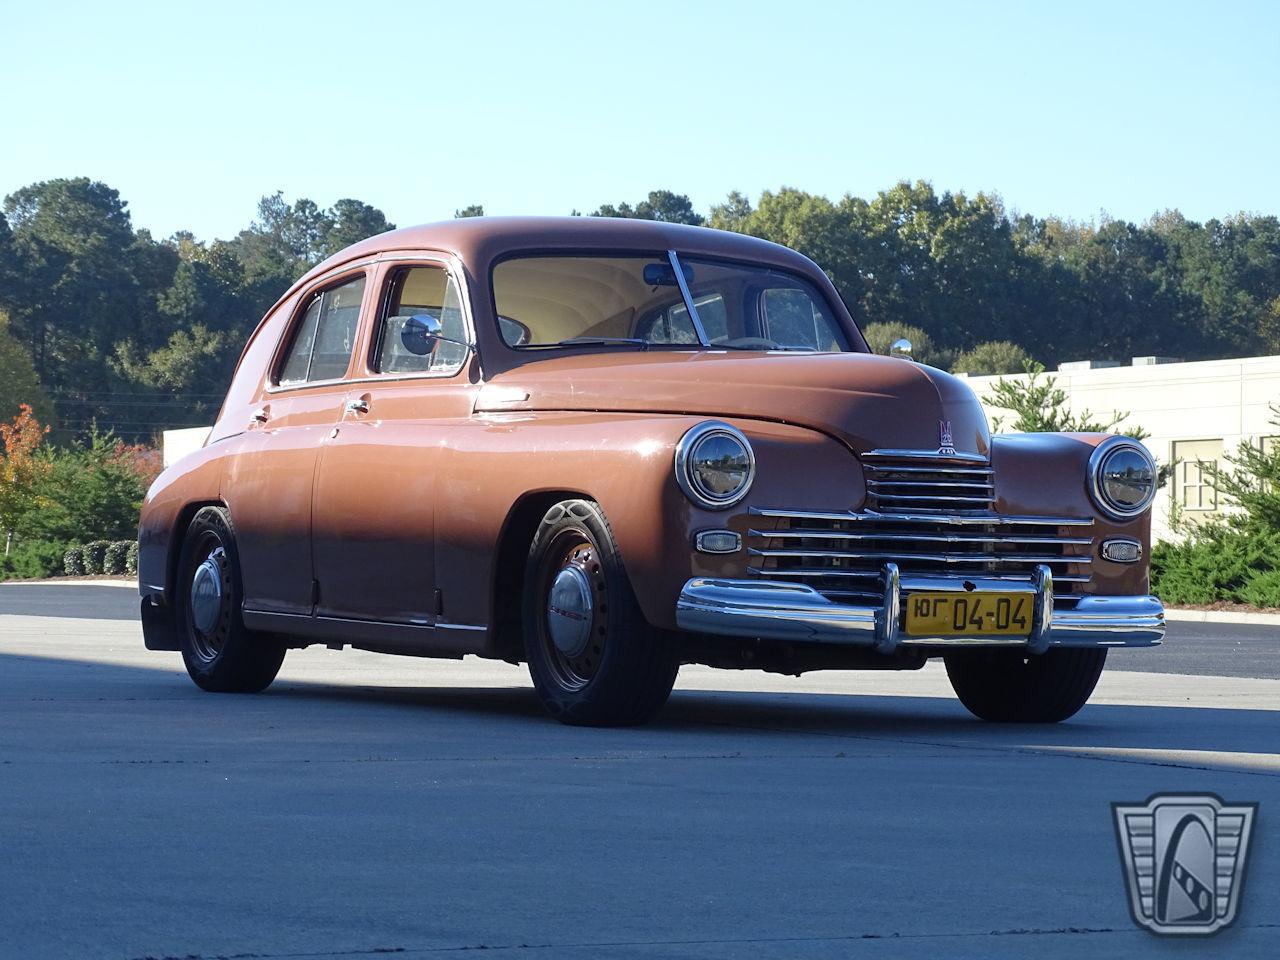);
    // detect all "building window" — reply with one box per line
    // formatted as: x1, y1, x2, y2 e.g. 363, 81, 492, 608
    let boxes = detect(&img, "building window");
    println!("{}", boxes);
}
1172, 439, 1224, 512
